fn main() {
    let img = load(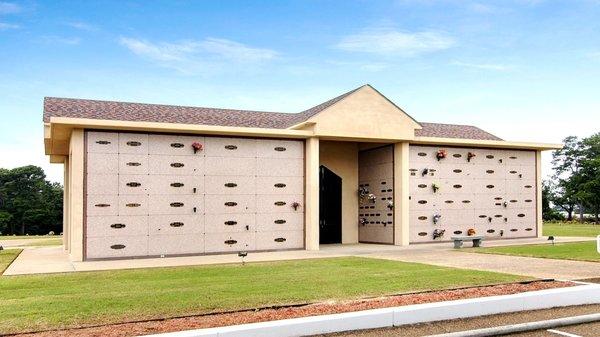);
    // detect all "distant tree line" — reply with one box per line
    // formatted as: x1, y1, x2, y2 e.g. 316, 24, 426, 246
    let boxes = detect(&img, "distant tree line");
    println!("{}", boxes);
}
544, 133, 600, 223
0, 165, 63, 235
